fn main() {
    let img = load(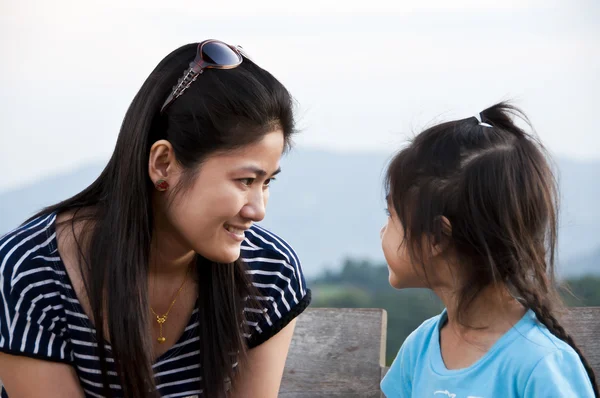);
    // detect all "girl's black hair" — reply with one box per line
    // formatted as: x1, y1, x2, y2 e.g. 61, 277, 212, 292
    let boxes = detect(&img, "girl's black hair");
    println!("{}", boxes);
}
385, 102, 598, 394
